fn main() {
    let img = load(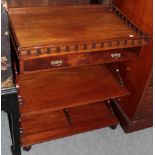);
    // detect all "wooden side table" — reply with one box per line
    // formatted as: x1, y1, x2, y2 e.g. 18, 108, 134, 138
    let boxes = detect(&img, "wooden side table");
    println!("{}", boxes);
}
2, 2, 151, 155
8, 4, 148, 151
